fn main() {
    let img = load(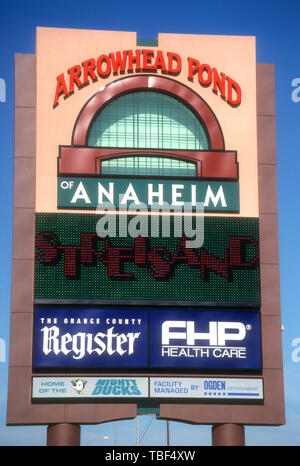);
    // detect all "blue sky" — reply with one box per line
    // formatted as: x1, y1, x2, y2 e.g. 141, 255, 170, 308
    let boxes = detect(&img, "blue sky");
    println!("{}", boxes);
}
0, 0, 300, 446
